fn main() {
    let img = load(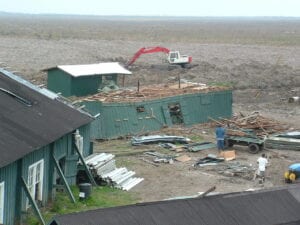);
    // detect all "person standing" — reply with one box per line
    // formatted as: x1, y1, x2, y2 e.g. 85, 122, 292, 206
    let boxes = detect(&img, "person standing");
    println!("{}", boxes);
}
254, 153, 269, 182
215, 124, 225, 152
